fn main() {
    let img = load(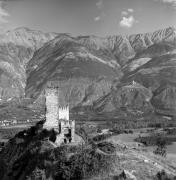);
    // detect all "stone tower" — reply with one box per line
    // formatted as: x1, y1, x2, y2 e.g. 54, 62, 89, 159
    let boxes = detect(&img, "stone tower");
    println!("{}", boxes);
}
132, 80, 136, 85
43, 81, 75, 145
43, 81, 59, 130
